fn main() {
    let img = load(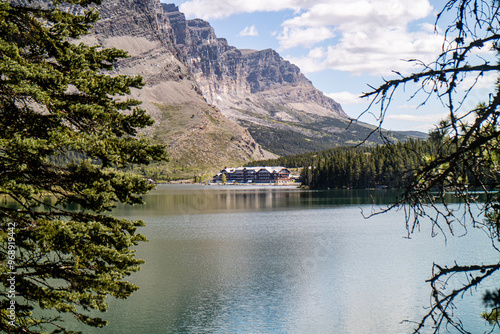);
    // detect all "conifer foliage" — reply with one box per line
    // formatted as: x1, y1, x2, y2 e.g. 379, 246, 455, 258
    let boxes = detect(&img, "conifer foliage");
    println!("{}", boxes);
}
300, 139, 440, 190
0, 0, 166, 332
